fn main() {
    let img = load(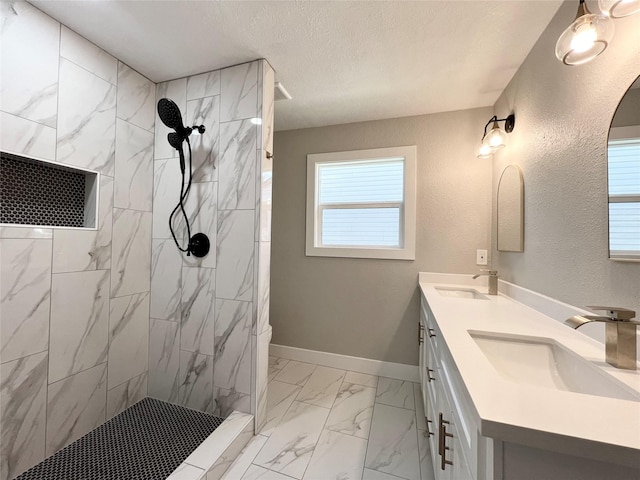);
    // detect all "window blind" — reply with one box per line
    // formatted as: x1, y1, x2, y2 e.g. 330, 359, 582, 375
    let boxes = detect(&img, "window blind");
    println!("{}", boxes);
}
608, 138, 640, 256
608, 140, 640, 196
317, 159, 404, 247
